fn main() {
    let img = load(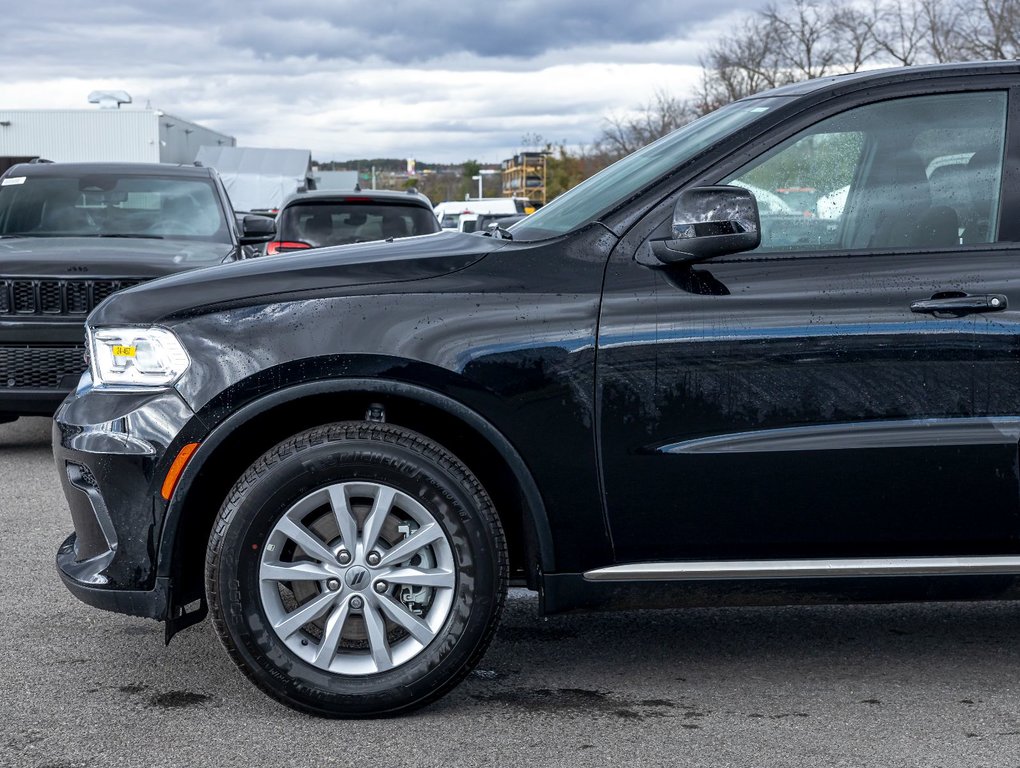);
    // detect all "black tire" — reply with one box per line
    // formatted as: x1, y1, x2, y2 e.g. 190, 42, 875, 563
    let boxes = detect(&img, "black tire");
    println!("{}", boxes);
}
205, 421, 508, 717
